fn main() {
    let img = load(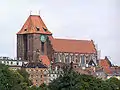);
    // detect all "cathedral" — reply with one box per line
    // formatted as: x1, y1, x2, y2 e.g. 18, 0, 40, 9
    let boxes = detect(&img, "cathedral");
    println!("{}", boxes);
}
17, 15, 98, 69
15, 14, 101, 86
